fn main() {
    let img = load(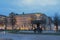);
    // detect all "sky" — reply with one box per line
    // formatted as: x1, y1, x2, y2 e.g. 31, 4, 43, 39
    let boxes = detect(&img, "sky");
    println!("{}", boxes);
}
0, 0, 60, 17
